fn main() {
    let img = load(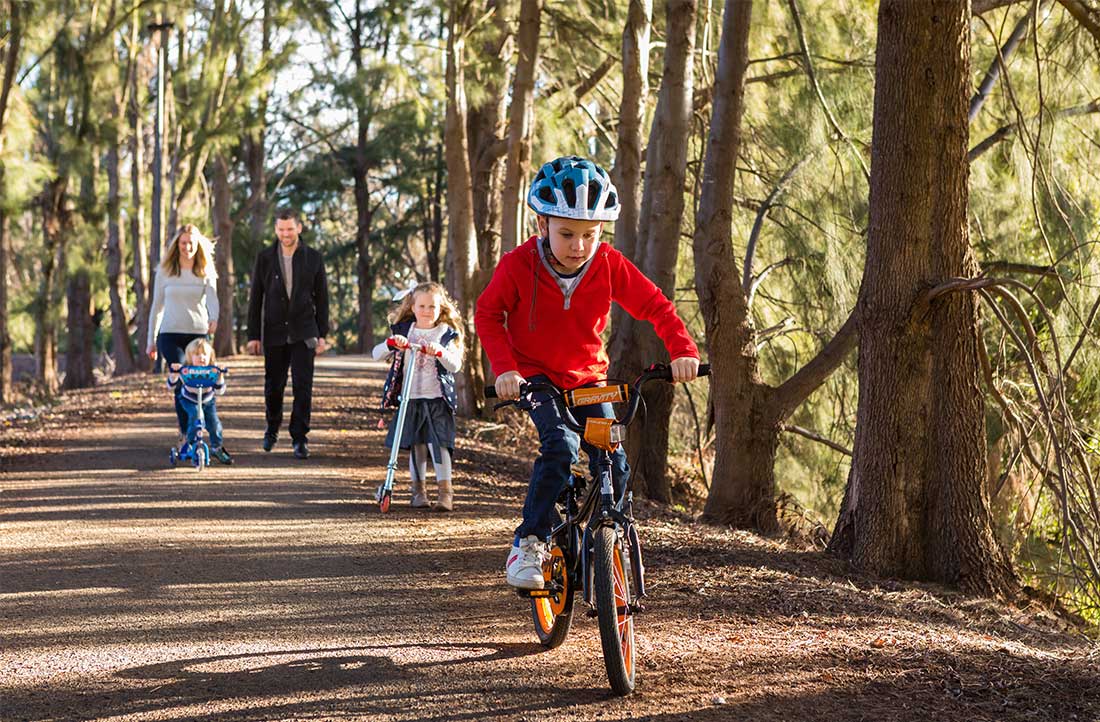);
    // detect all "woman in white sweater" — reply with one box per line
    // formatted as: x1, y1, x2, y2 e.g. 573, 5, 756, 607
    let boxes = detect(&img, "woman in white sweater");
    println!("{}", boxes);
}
147, 225, 223, 456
